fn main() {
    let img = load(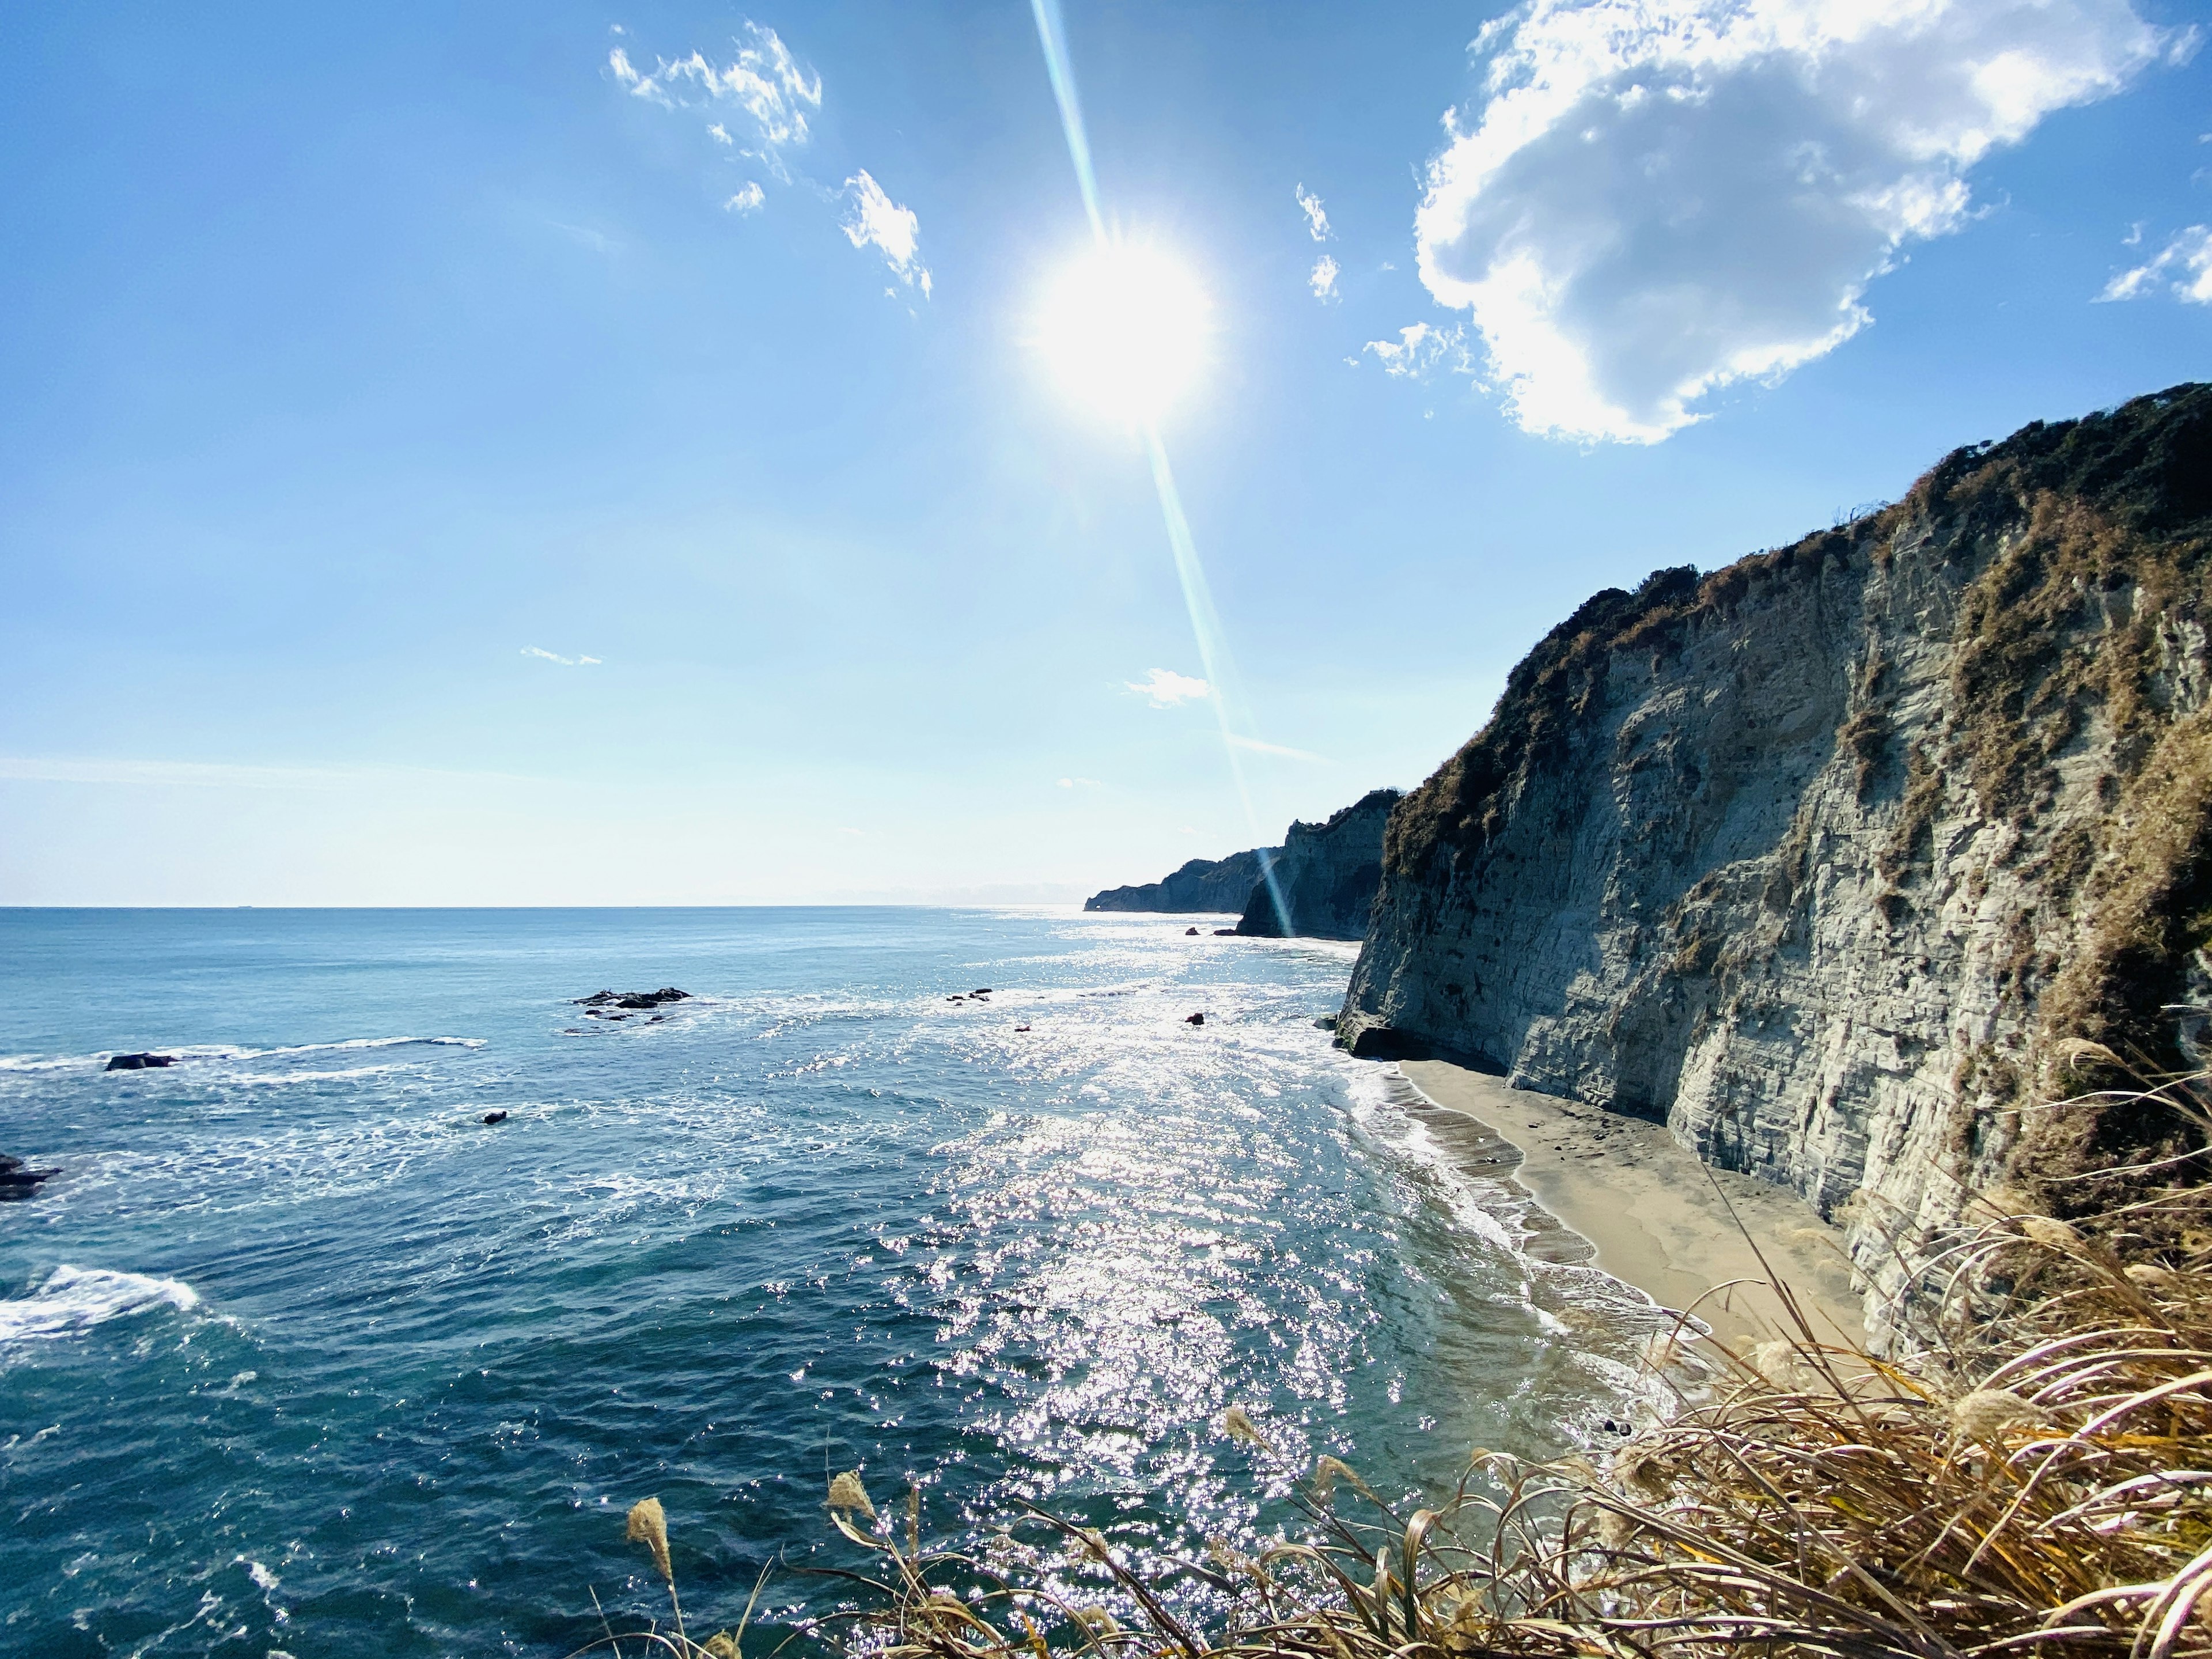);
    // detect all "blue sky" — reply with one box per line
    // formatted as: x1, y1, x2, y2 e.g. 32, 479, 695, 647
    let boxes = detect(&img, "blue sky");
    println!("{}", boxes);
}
2, 0, 2208, 906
